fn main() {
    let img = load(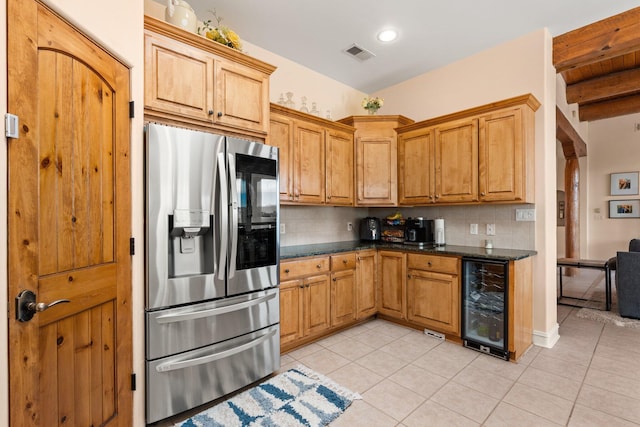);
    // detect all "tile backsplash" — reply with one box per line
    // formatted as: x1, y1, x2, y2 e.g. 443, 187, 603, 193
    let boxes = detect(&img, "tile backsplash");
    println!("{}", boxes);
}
280, 204, 535, 250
